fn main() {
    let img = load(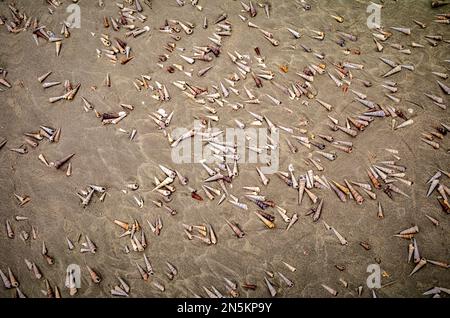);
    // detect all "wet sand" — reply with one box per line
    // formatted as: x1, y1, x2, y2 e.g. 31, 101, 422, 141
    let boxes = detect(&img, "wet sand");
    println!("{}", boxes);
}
0, 0, 449, 298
